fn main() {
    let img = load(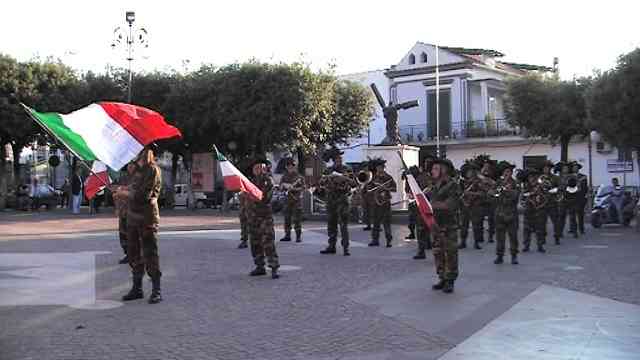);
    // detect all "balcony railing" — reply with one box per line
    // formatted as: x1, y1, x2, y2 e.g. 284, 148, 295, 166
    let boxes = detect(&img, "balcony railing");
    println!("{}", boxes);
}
399, 118, 520, 143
